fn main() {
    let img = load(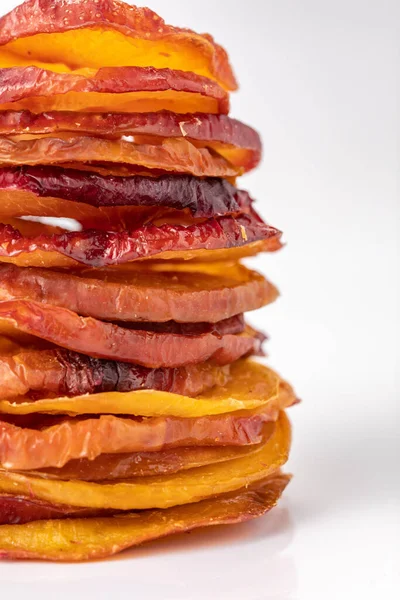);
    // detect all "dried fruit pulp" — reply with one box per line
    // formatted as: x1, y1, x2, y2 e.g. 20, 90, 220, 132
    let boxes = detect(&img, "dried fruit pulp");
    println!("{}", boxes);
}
0, 135, 239, 177
0, 112, 261, 170
0, 412, 290, 509
0, 475, 290, 561
0, 262, 277, 323
30, 427, 276, 481
0, 345, 233, 399
0, 212, 281, 268
0, 359, 281, 416
0, 67, 229, 114
0, 167, 253, 226
0, 1, 237, 89
0, 385, 295, 471
0, 300, 262, 367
